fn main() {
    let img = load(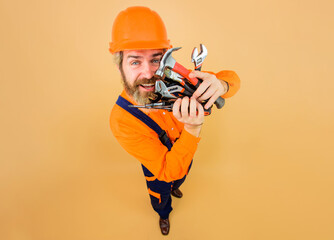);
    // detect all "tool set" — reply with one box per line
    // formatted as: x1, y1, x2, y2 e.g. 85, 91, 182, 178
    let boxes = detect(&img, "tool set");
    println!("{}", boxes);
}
129, 44, 225, 115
